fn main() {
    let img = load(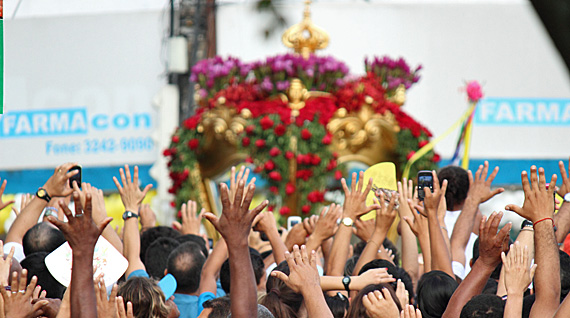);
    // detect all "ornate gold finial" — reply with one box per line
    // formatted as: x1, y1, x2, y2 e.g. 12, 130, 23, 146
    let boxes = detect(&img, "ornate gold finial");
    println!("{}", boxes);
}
282, 0, 329, 59
388, 84, 407, 106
